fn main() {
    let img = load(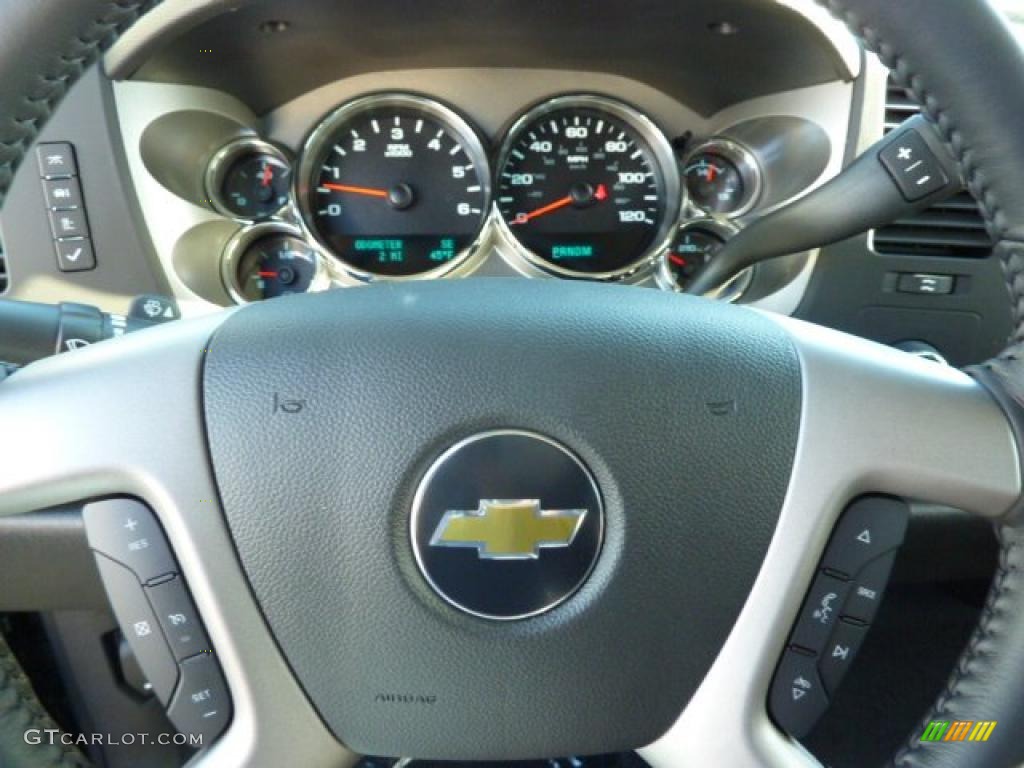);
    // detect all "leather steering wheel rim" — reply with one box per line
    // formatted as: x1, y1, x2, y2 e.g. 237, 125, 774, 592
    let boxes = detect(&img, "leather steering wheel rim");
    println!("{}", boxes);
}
2, 2, 1024, 767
